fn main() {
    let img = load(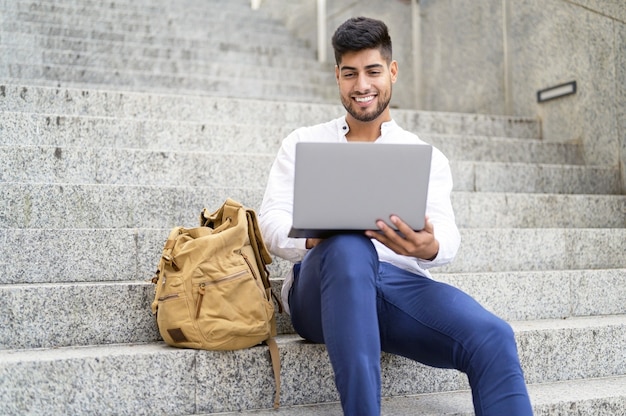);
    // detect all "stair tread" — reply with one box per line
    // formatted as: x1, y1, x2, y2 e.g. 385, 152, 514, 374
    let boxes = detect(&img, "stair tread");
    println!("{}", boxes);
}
0, 313, 624, 411
2, 313, 625, 356
2, 184, 624, 229
1, 228, 624, 285
2, 270, 626, 350
0, 84, 539, 137
1, 145, 619, 194
207, 376, 626, 415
